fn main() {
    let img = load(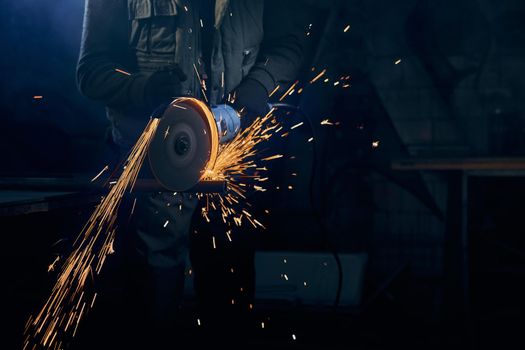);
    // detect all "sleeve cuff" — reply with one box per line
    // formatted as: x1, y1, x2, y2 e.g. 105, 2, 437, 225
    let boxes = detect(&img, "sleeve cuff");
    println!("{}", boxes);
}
246, 67, 275, 95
